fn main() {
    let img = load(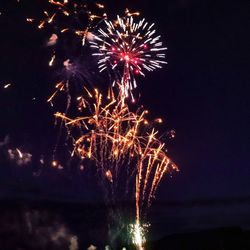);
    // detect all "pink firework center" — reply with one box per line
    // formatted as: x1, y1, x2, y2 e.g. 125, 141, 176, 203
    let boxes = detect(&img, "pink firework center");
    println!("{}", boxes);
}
90, 15, 168, 99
